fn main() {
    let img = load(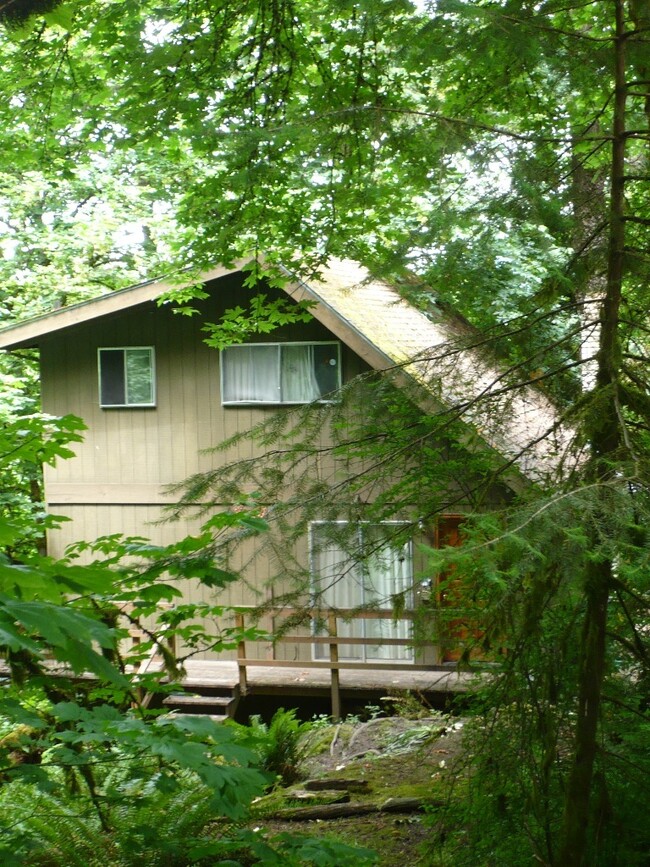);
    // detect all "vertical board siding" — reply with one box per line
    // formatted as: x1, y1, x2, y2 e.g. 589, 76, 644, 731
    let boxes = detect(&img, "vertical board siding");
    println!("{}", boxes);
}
39, 273, 404, 662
